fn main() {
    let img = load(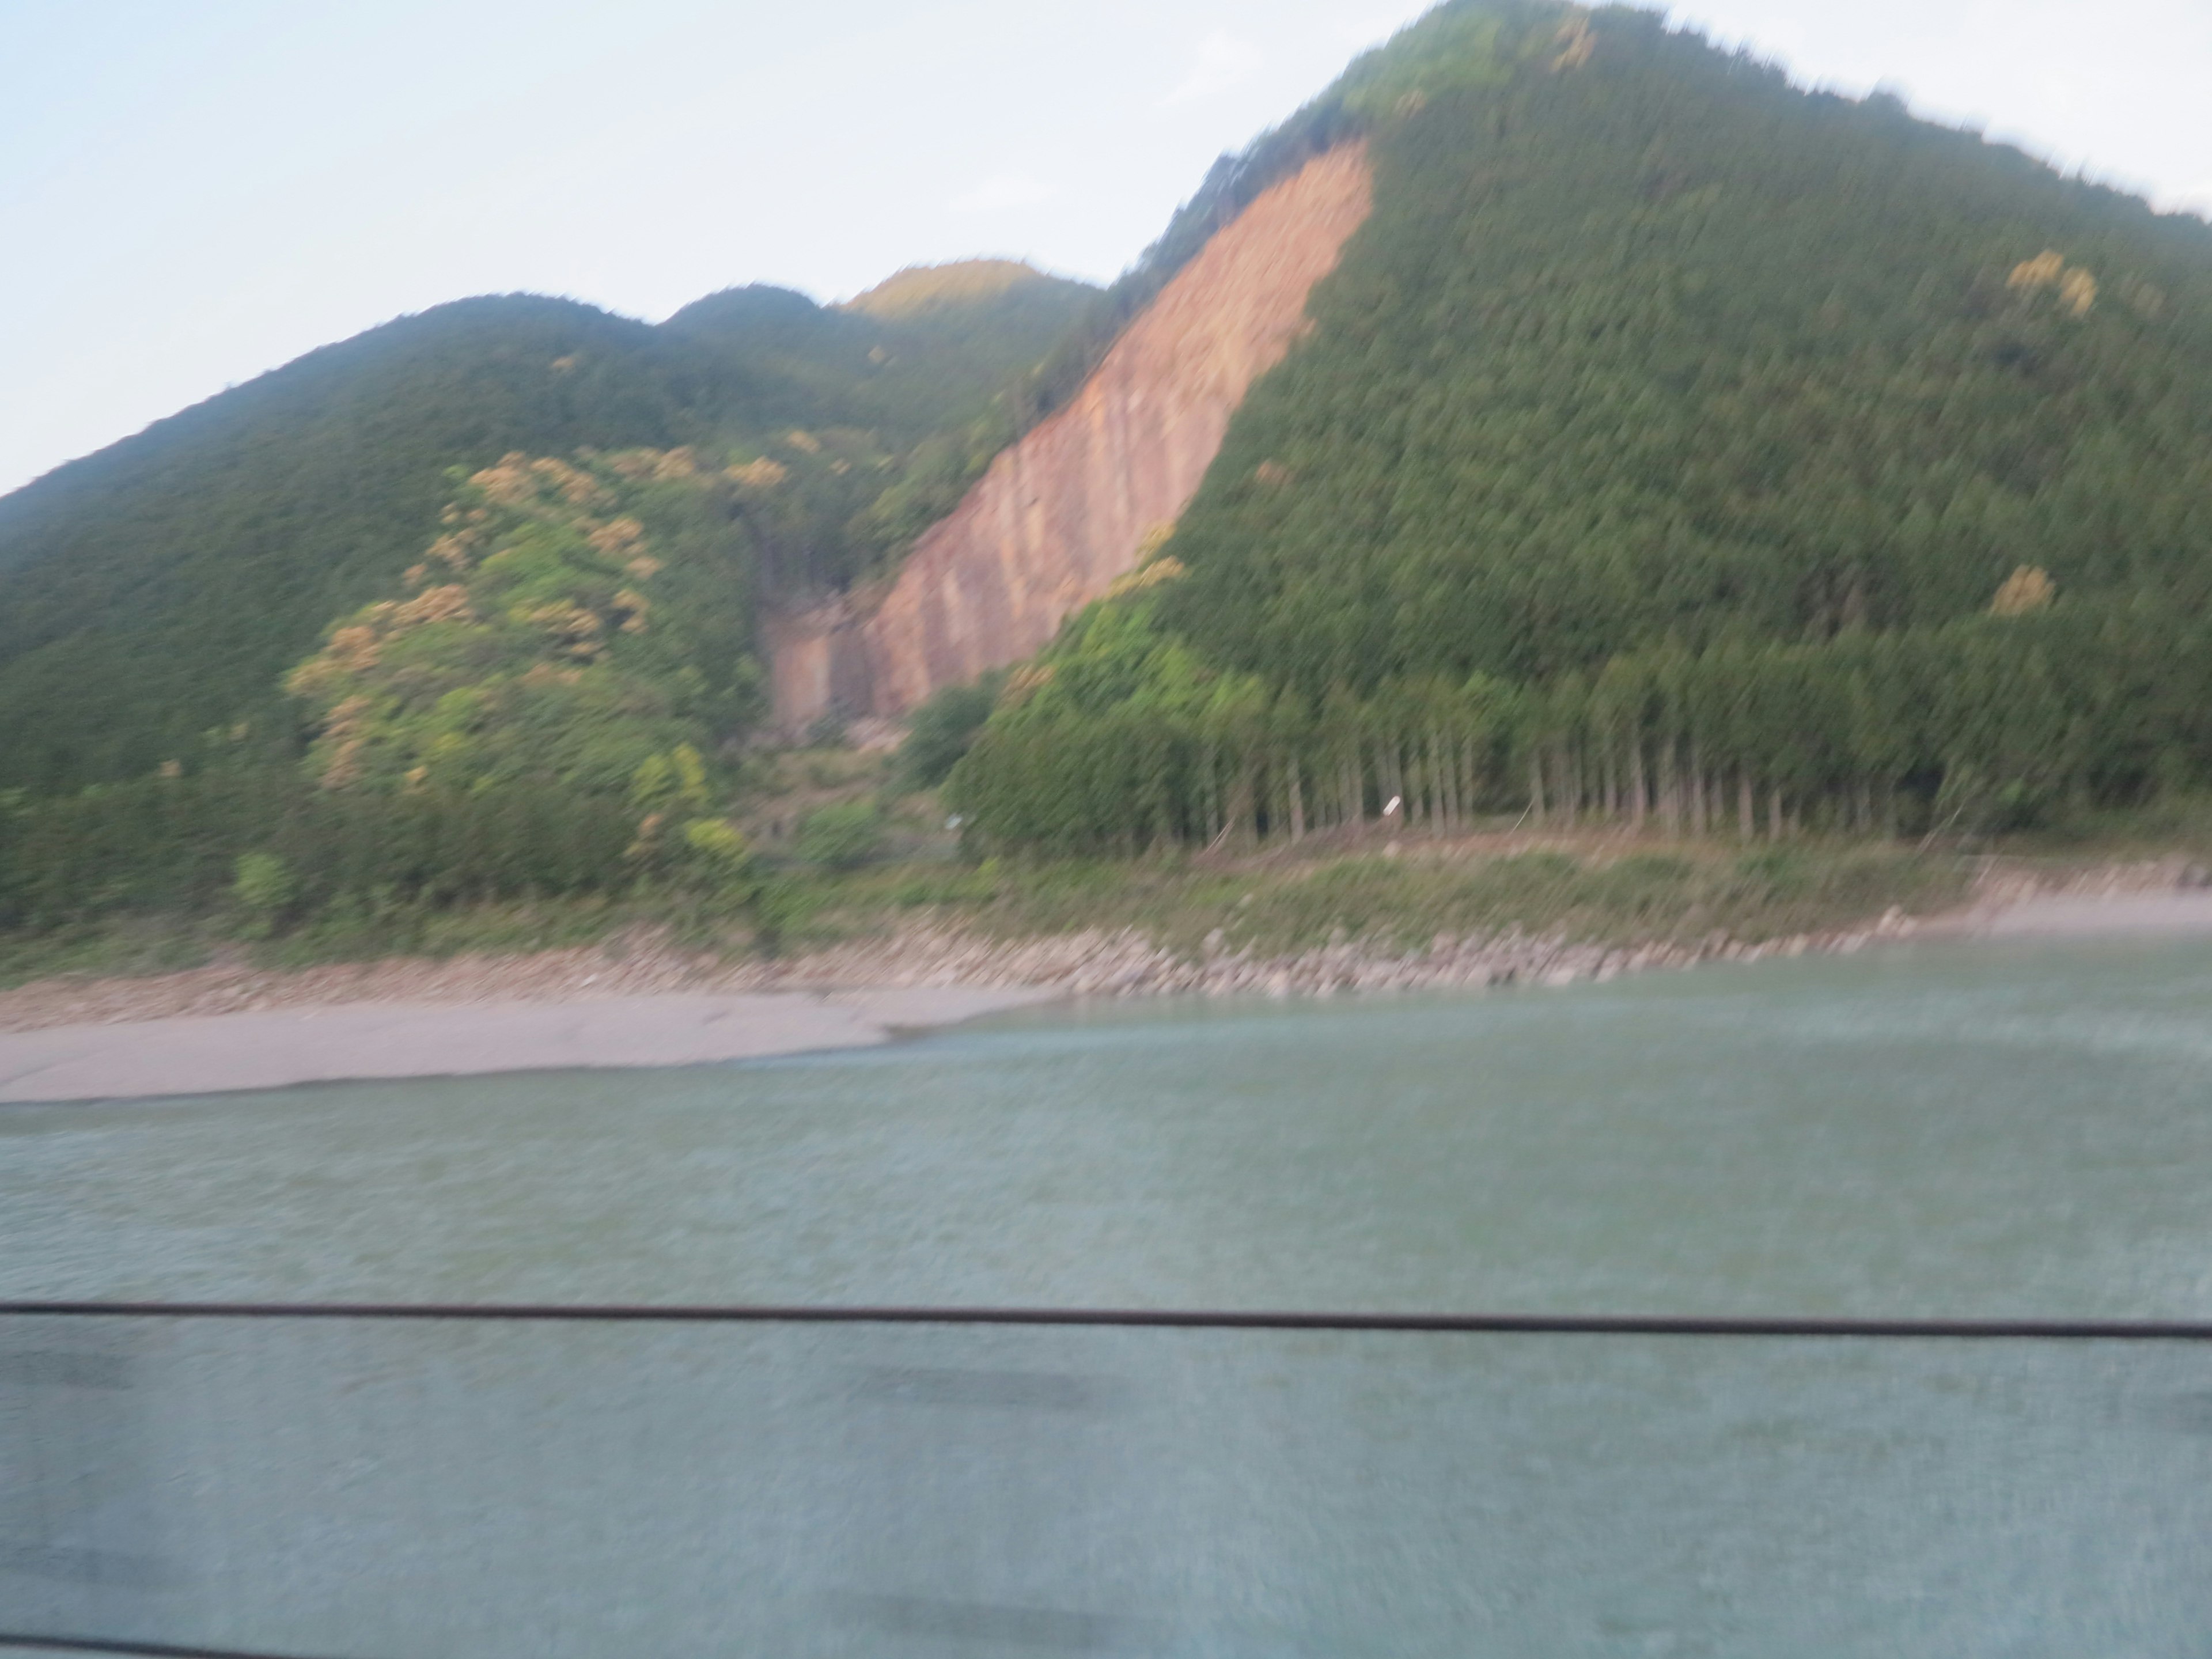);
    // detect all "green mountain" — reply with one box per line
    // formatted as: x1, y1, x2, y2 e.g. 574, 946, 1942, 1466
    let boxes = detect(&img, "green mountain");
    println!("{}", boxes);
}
10, 0, 2212, 932
949, 0, 2212, 851
0, 265, 1096, 791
